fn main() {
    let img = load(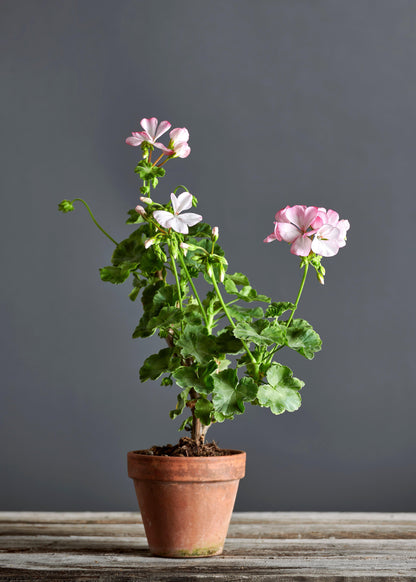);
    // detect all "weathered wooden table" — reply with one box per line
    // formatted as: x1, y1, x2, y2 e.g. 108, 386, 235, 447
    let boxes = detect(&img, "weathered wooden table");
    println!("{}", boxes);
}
0, 512, 415, 580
